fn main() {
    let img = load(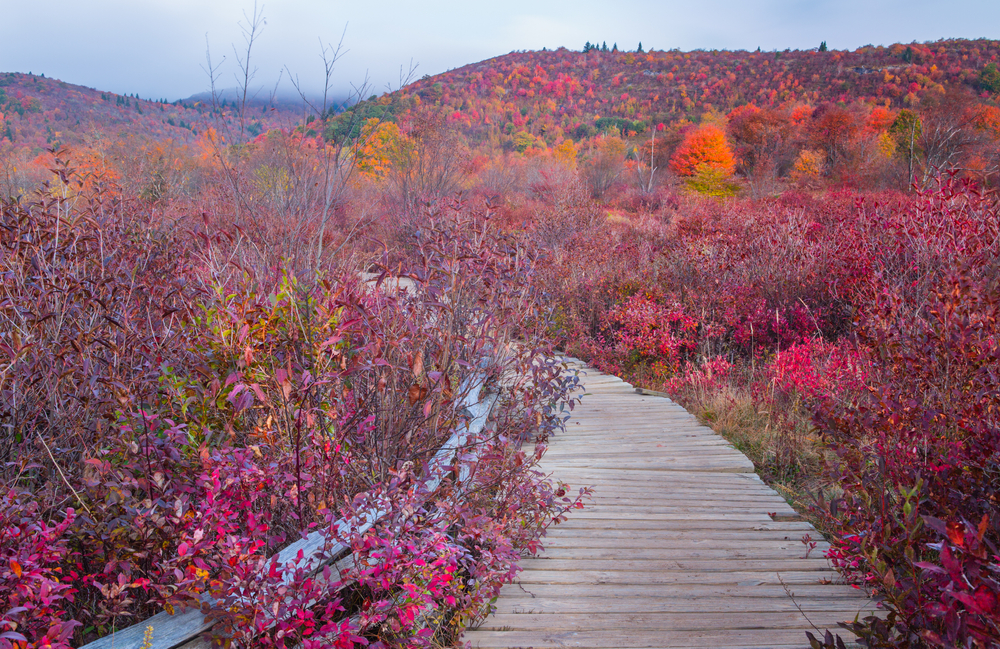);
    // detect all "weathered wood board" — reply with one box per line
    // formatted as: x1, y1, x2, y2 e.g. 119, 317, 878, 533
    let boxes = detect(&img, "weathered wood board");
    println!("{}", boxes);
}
463, 358, 875, 649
